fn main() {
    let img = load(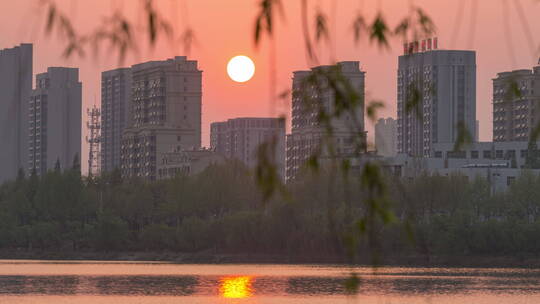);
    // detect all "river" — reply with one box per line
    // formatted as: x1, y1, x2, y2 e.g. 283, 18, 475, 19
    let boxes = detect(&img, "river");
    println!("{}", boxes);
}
0, 260, 539, 303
